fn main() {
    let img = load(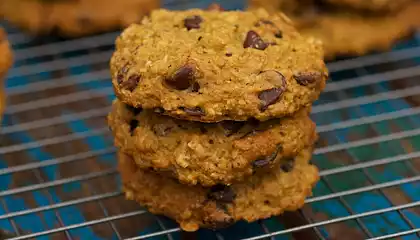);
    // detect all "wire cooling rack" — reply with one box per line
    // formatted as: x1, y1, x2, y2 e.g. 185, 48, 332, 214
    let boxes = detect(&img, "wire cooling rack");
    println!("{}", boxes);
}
1, 1, 420, 239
